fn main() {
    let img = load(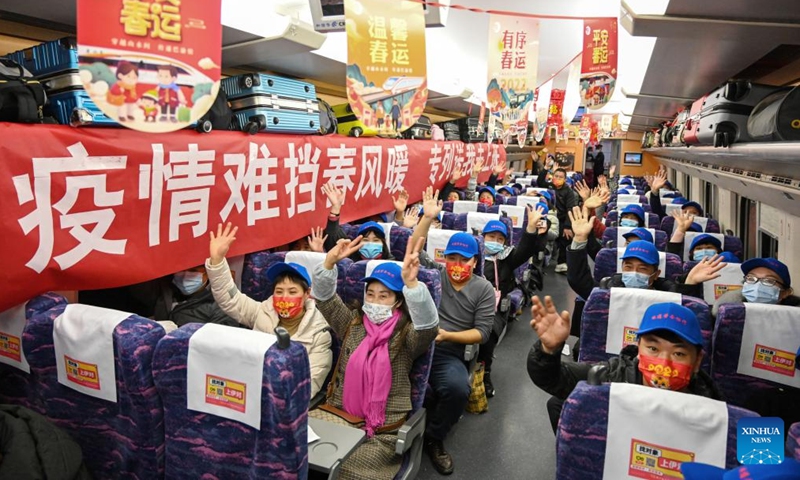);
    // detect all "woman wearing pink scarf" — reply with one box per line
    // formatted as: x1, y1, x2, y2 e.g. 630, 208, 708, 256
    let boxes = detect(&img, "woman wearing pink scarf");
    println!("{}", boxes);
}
310, 237, 439, 480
